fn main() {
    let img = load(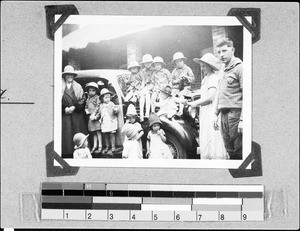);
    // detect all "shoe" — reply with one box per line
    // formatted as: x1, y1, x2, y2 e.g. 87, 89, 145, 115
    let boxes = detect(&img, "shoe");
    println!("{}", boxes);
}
91, 147, 97, 153
102, 147, 109, 154
95, 147, 102, 154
